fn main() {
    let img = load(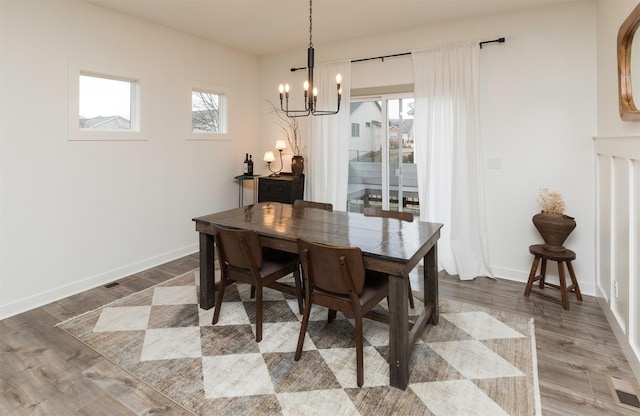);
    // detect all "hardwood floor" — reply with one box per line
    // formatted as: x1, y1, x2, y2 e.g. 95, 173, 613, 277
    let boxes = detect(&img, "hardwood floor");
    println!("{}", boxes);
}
1, 253, 638, 415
